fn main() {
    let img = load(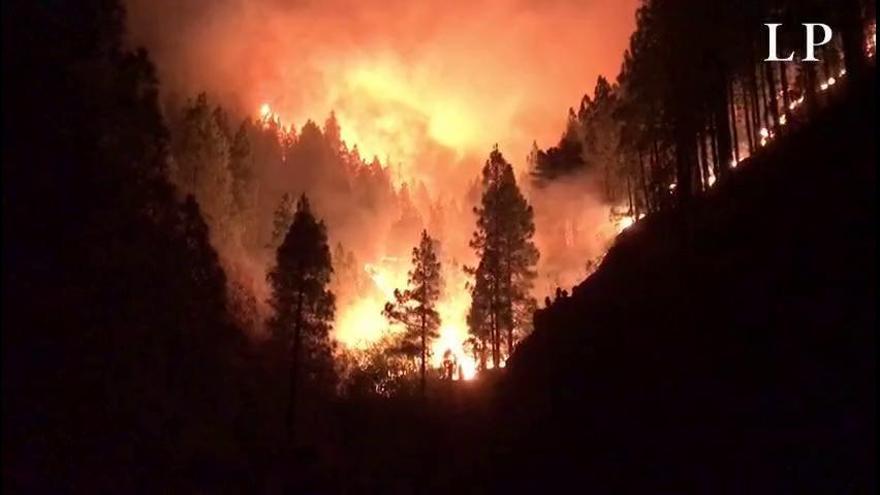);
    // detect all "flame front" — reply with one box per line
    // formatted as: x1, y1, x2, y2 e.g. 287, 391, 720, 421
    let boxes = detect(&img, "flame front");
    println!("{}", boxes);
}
333, 256, 477, 381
